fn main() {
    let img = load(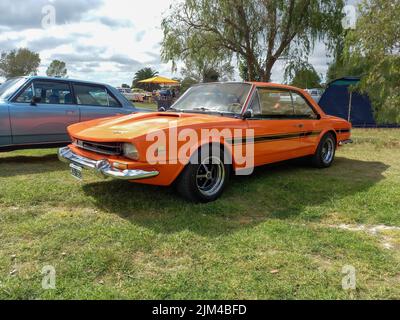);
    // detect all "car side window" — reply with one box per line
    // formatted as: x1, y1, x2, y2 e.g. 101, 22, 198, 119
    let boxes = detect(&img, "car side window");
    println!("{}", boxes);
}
15, 84, 34, 103
73, 84, 121, 108
16, 81, 72, 104
291, 91, 318, 119
257, 88, 294, 117
248, 92, 262, 116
